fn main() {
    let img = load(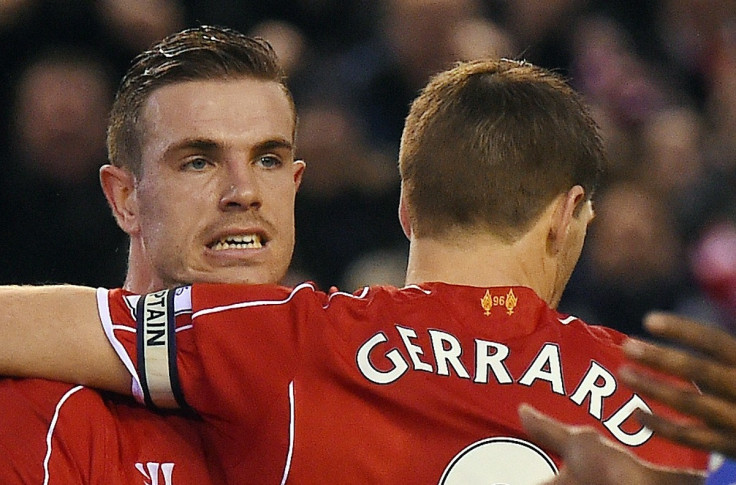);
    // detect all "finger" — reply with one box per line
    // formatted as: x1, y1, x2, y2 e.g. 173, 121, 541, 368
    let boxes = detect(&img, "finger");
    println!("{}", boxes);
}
518, 406, 572, 484
540, 466, 575, 485
644, 312, 736, 365
519, 405, 626, 482
620, 365, 736, 430
635, 410, 736, 460
518, 404, 573, 453
622, 339, 736, 402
